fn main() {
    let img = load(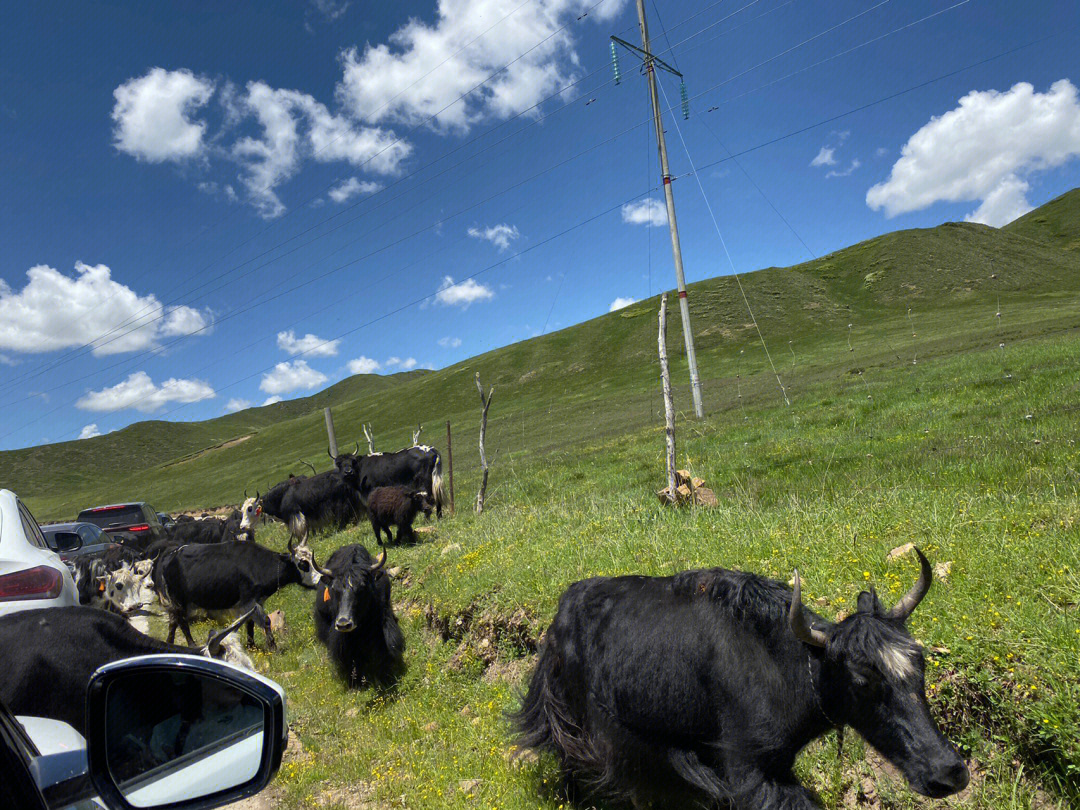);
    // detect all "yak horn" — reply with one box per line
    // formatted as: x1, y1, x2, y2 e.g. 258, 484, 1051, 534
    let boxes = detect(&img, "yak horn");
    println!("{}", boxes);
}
205, 607, 256, 656
370, 547, 387, 572
885, 547, 932, 622
244, 488, 248, 500
354, 441, 360, 455
311, 549, 334, 579
328, 445, 335, 460
287, 535, 297, 554
789, 570, 830, 648
299, 459, 317, 476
